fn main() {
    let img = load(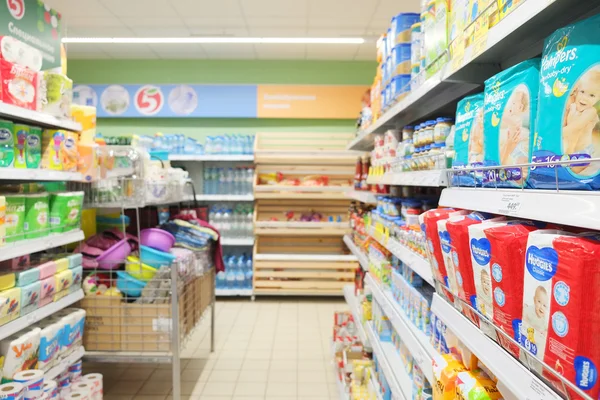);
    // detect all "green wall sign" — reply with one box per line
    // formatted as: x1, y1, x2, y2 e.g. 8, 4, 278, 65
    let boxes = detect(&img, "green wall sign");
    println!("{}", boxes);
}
1, 0, 62, 70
